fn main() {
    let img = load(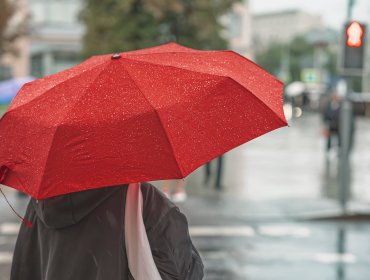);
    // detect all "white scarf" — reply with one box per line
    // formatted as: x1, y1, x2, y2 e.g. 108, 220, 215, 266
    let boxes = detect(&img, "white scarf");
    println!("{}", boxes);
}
125, 183, 162, 280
